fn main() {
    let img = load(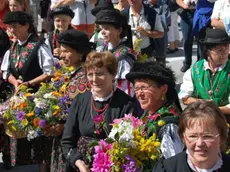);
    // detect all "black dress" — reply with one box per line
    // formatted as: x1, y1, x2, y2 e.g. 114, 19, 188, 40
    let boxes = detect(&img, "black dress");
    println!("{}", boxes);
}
61, 88, 139, 171
152, 151, 230, 172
